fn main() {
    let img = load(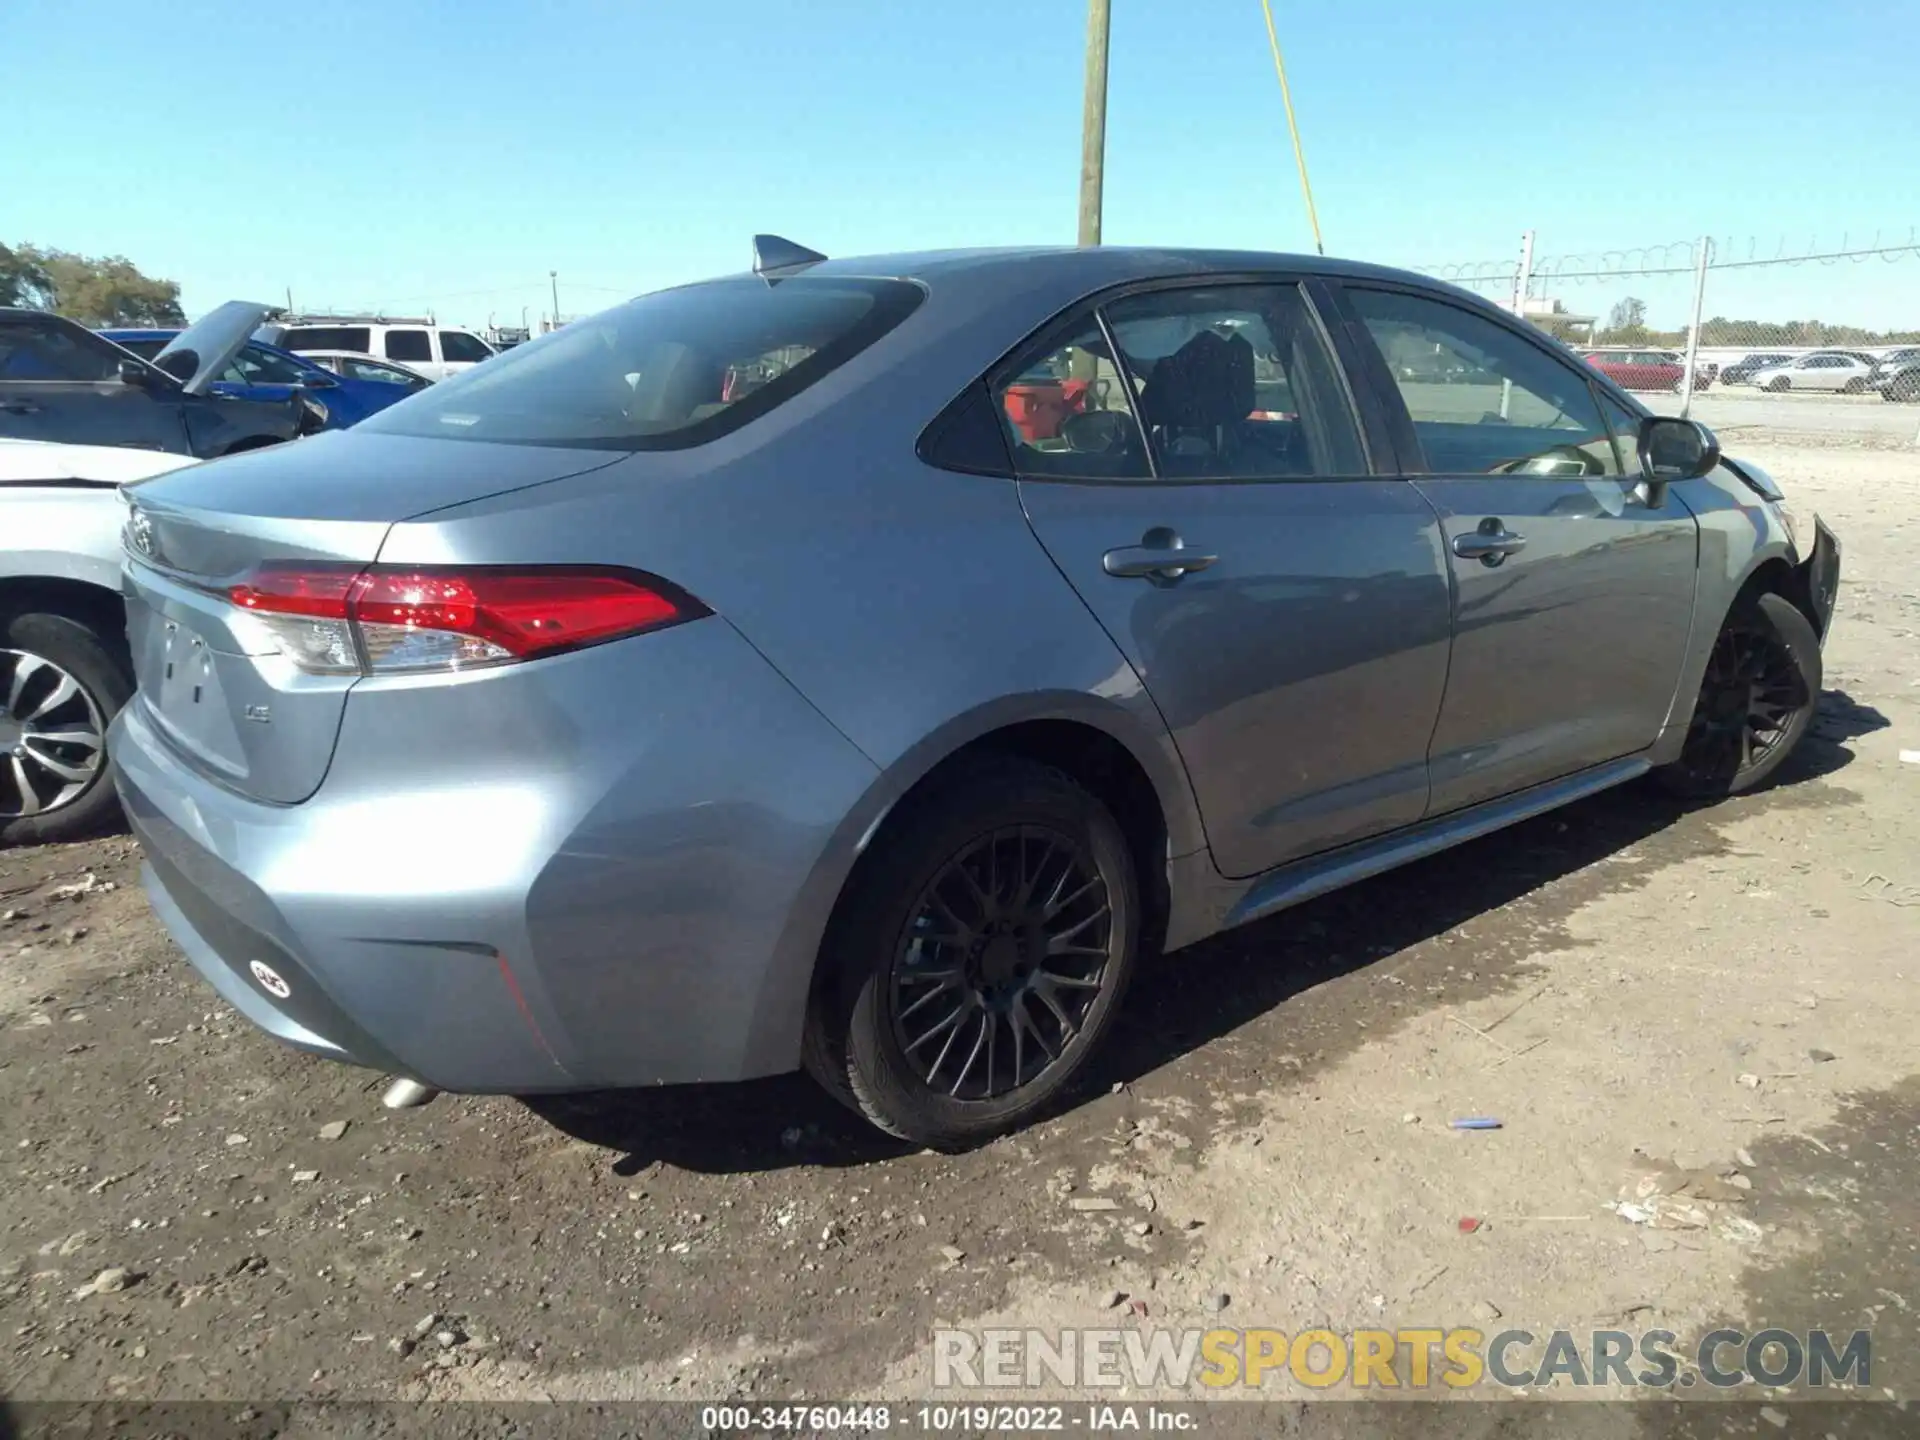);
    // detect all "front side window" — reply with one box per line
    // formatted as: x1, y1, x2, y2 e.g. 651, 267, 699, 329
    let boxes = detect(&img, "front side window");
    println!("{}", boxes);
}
359, 276, 924, 449
0, 320, 120, 382
438, 331, 493, 364
1347, 287, 1620, 477
384, 329, 433, 363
